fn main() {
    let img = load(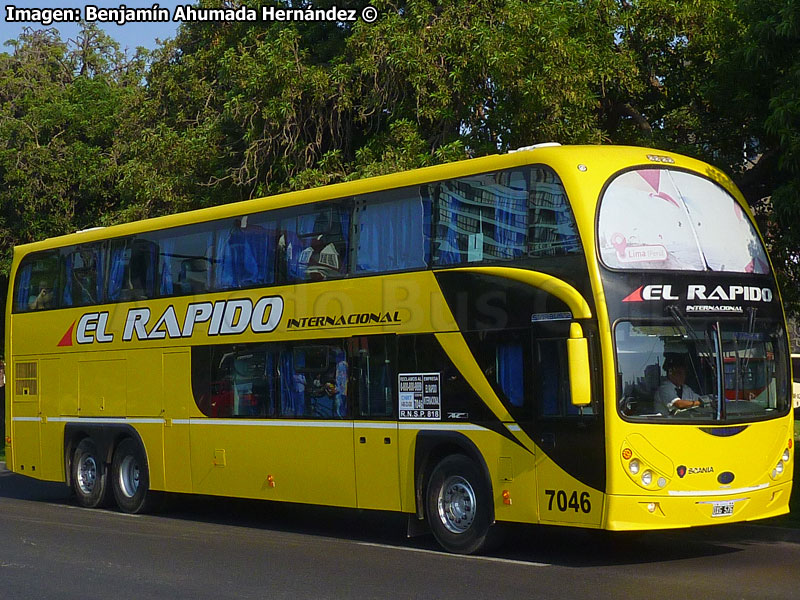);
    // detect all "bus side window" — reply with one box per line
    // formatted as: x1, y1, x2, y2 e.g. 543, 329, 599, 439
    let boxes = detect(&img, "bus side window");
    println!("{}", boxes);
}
63, 243, 103, 307
536, 338, 587, 417
279, 204, 350, 283
193, 345, 277, 418
16, 251, 60, 312
351, 188, 431, 274
158, 228, 213, 296
230, 350, 275, 417
212, 216, 276, 291
108, 238, 157, 302
463, 329, 529, 418
431, 166, 581, 267
496, 342, 524, 408
351, 336, 397, 418
280, 343, 348, 418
